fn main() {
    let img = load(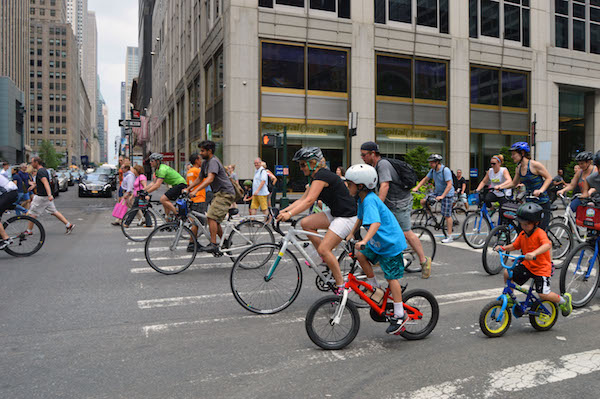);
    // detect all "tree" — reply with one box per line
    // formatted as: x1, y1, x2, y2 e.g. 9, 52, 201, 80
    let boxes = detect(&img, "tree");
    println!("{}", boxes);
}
405, 146, 431, 180
38, 140, 63, 169
499, 146, 517, 179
